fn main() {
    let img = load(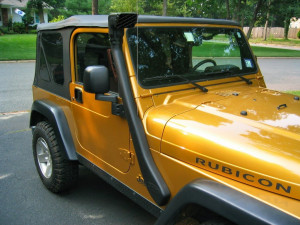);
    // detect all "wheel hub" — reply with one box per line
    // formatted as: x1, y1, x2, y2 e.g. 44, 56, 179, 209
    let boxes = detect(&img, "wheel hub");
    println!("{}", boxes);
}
36, 137, 52, 178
